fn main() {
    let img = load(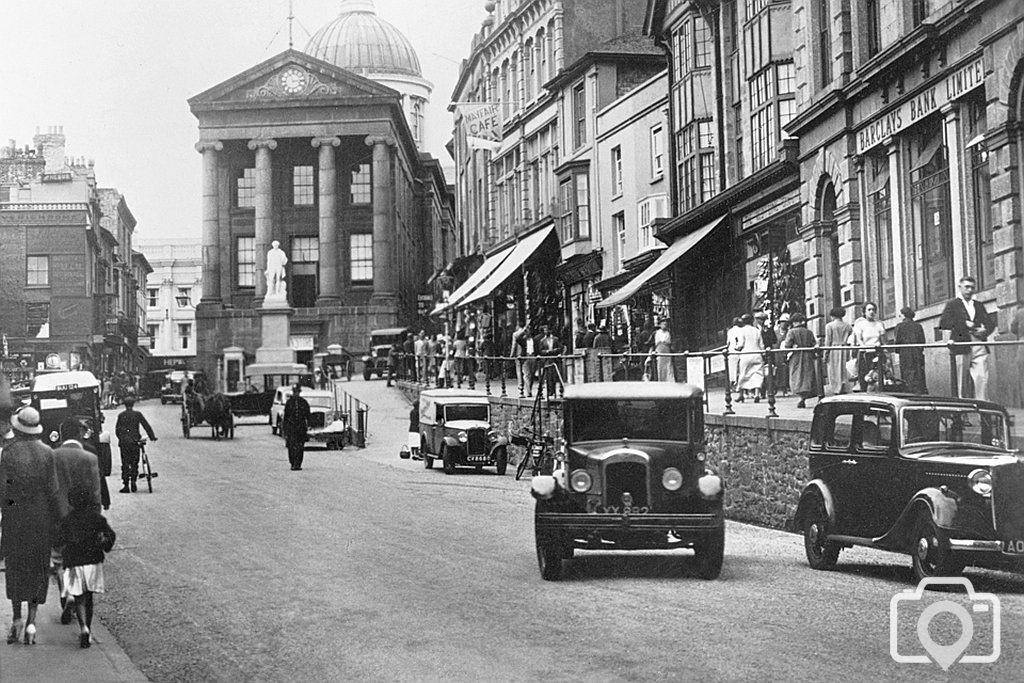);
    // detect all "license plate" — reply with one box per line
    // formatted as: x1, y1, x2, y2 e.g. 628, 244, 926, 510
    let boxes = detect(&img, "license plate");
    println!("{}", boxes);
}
1002, 539, 1024, 554
590, 504, 650, 515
